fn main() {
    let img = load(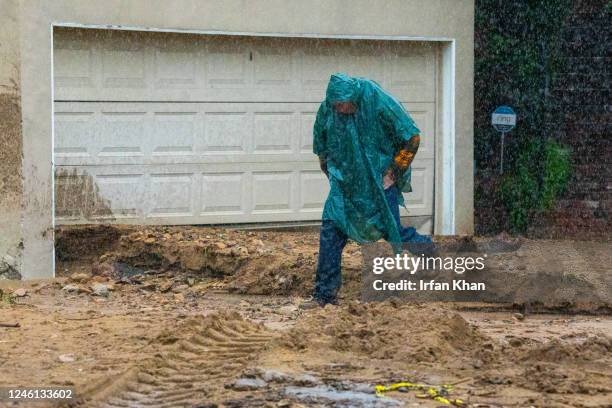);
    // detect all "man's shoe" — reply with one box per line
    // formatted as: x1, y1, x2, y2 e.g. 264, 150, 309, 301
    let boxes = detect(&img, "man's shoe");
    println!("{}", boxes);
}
299, 297, 324, 310
299, 297, 337, 310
